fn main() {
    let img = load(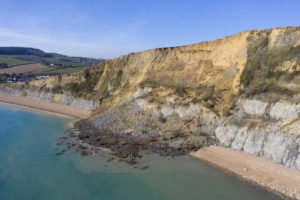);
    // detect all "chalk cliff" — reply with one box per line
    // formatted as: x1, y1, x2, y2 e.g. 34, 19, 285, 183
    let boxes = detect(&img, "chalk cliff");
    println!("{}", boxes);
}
1, 26, 299, 169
